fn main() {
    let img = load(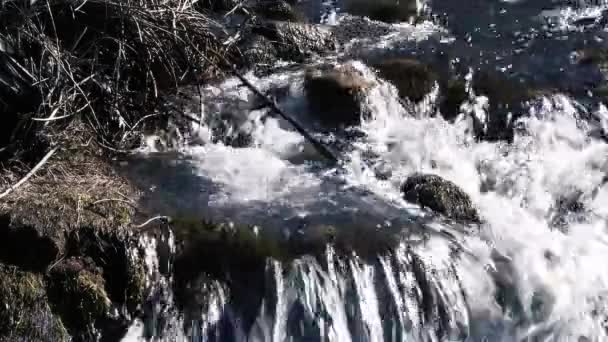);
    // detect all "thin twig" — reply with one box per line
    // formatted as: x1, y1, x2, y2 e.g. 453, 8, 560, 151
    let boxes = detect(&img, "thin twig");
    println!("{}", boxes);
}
0, 146, 59, 199
133, 215, 170, 229
91, 198, 136, 207
31, 113, 73, 122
